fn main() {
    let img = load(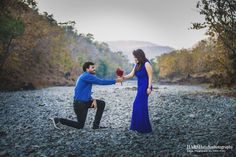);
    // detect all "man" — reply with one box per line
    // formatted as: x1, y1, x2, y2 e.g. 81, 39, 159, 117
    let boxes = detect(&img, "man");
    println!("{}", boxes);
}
51, 62, 123, 129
